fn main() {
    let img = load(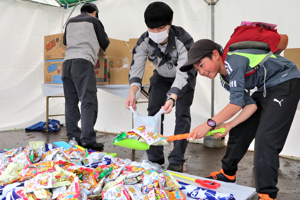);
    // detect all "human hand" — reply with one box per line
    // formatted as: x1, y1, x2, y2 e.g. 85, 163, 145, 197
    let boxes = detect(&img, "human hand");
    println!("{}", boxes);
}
161, 99, 174, 114
187, 123, 211, 140
213, 123, 232, 138
125, 94, 137, 110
